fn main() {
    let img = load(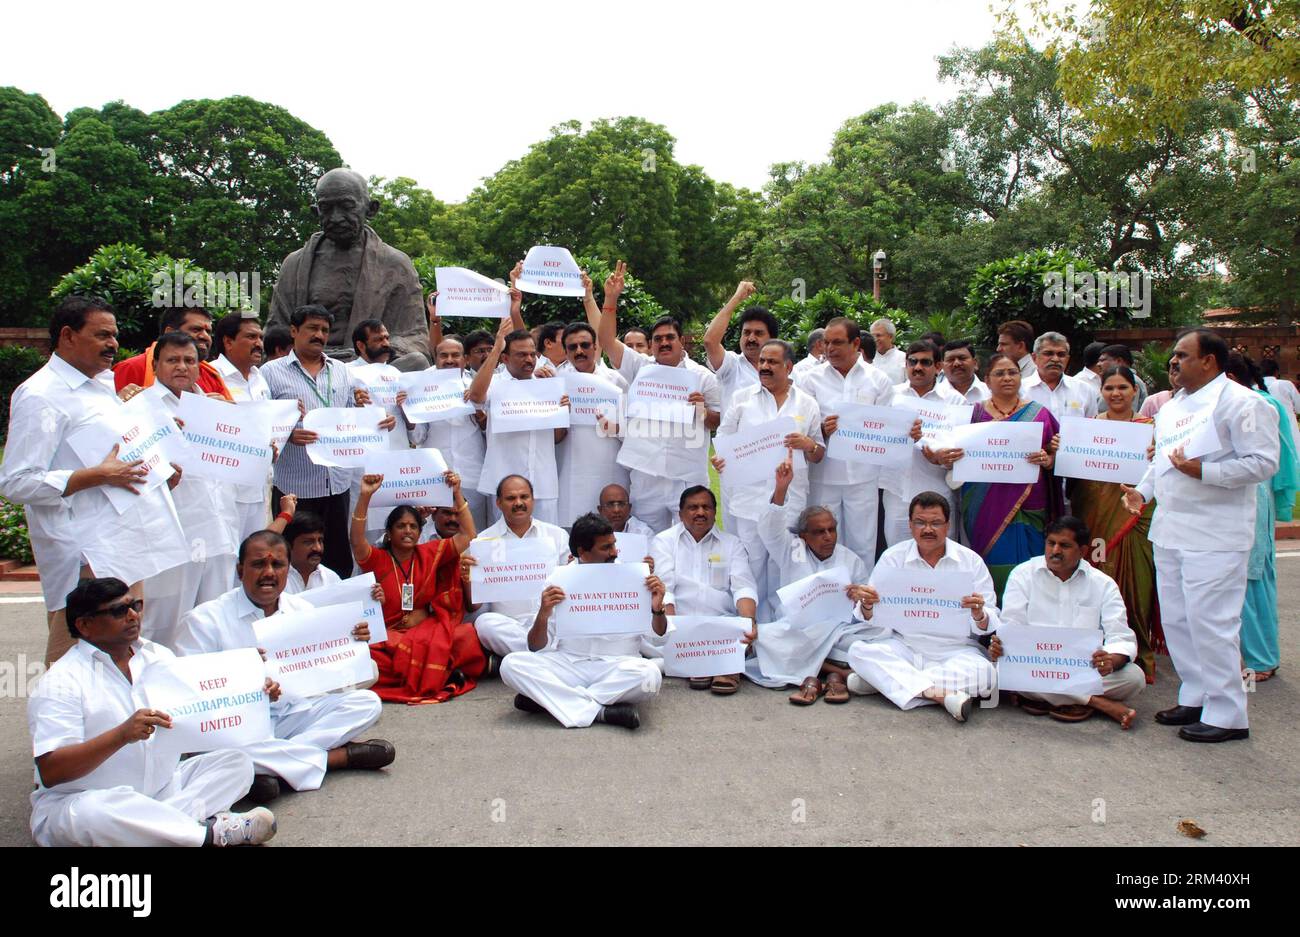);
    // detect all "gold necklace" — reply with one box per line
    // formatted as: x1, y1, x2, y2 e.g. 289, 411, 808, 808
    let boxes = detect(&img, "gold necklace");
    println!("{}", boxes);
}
987, 397, 1020, 419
